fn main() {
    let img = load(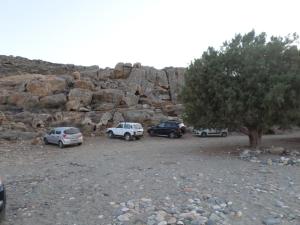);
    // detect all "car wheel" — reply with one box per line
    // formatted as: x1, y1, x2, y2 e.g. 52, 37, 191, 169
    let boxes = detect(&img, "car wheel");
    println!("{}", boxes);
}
181, 127, 186, 134
78, 143, 82, 146
124, 133, 132, 141
169, 132, 176, 138
43, 137, 49, 145
107, 131, 114, 138
58, 141, 64, 148
221, 132, 227, 137
201, 132, 207, 137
